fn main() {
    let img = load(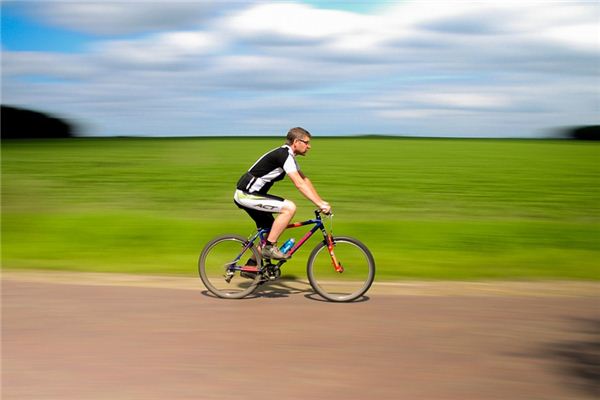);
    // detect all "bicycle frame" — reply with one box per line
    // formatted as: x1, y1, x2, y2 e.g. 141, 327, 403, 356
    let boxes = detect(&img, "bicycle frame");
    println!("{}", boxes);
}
235, 210, 343, 273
